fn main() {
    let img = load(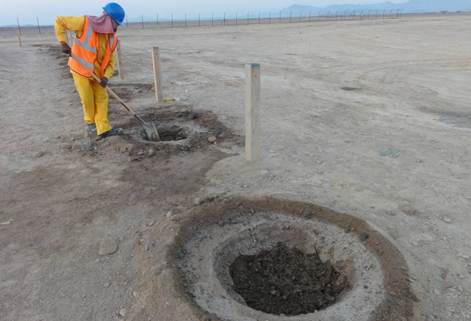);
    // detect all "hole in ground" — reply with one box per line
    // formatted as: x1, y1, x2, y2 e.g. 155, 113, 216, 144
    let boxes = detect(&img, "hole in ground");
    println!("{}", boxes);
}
230, 242, 349, 316
141, 125, 188, 142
